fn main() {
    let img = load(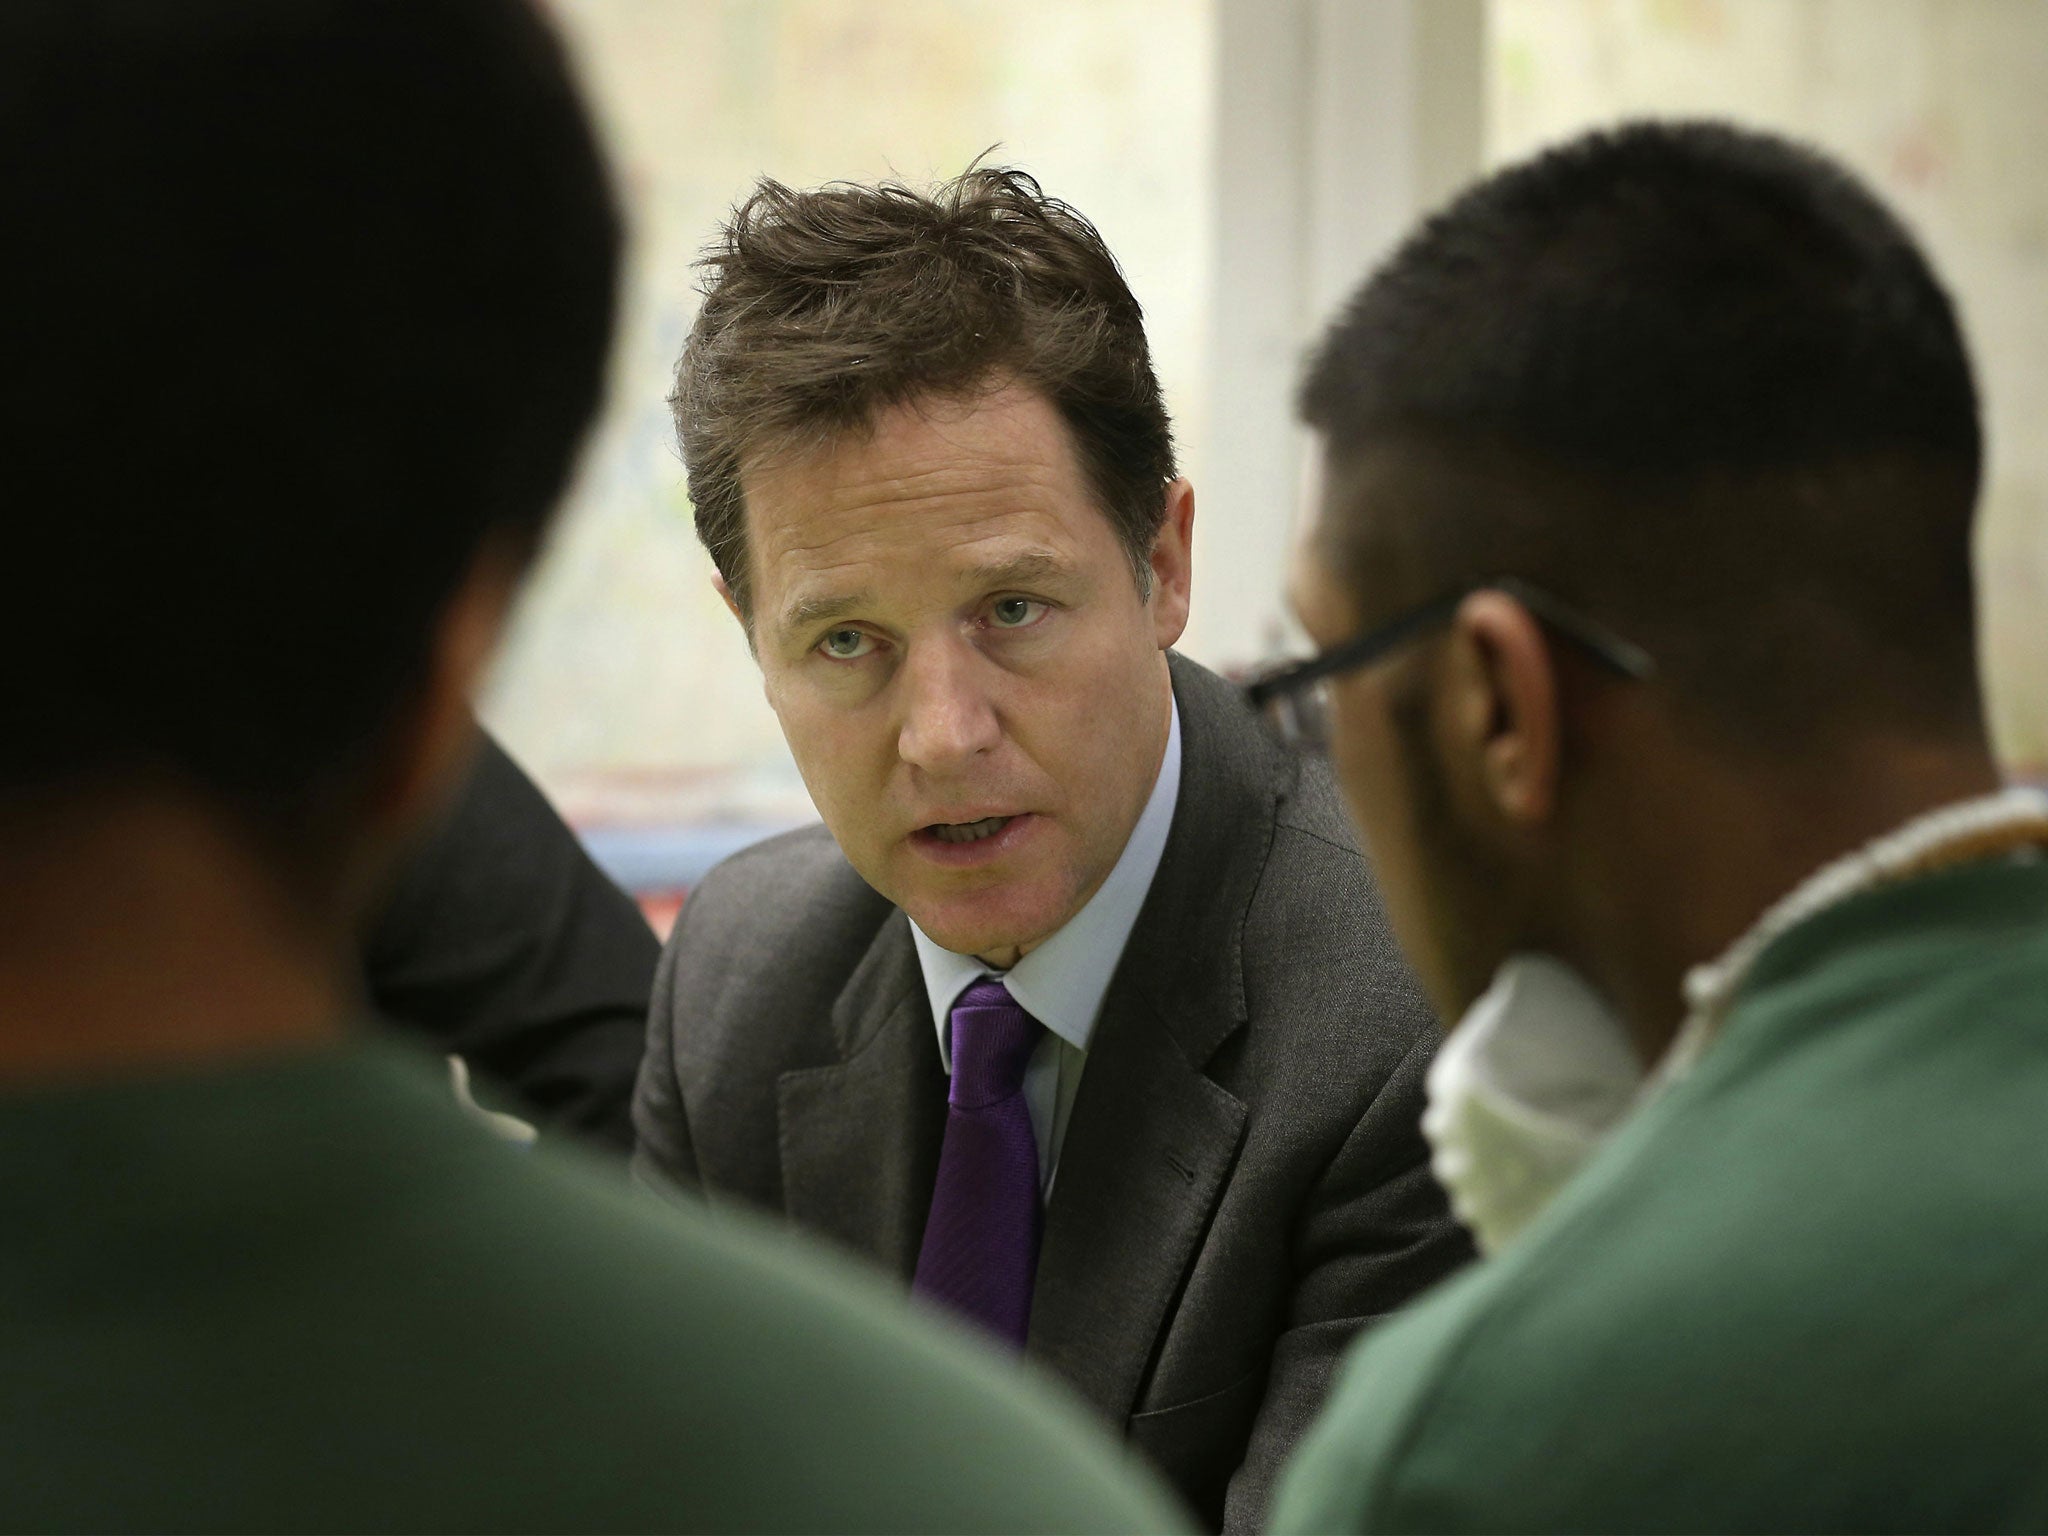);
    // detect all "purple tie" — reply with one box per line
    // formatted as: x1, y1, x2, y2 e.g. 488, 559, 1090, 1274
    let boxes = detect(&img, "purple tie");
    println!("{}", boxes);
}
912, 977, 1044, 1347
